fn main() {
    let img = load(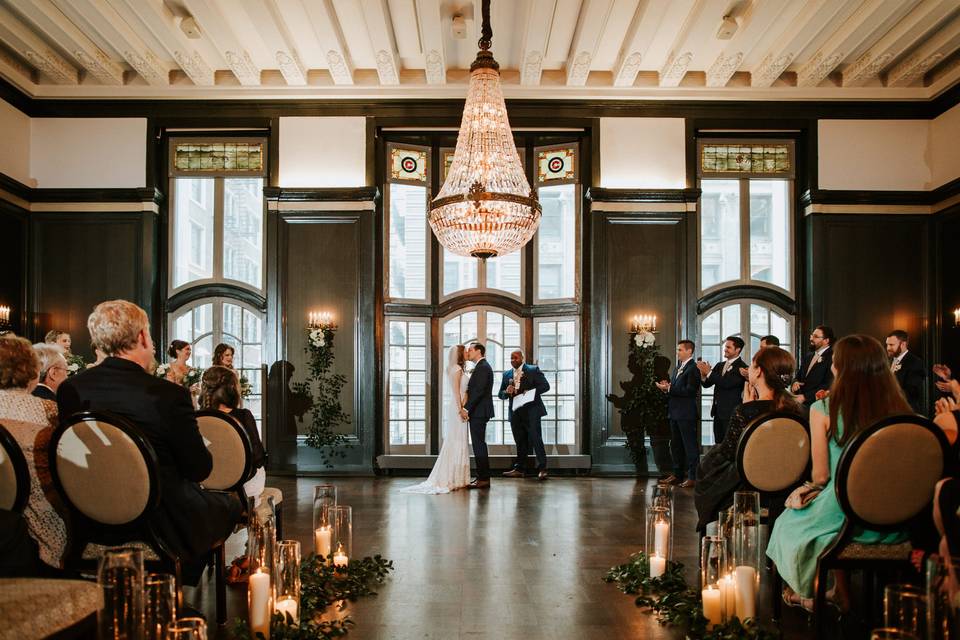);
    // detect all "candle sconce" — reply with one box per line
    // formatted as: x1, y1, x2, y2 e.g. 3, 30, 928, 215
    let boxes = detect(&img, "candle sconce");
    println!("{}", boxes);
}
308, 311, 336, 330
630, 314, 657, 334
0, 305, 10, 332
953, 307, 960, 328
